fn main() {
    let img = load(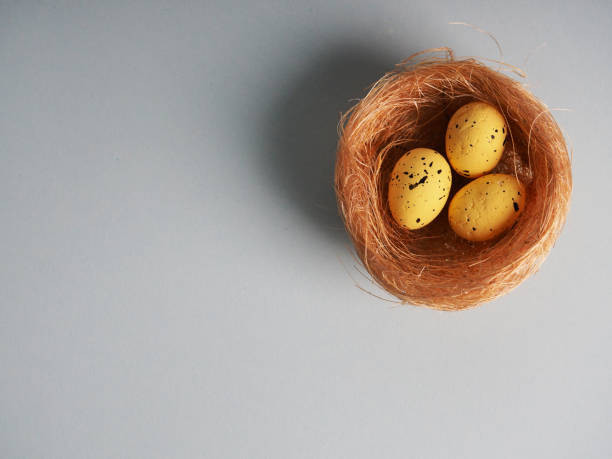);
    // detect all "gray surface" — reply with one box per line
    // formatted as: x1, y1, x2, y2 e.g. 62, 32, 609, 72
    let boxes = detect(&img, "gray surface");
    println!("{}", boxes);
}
1, 1, 611, 458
